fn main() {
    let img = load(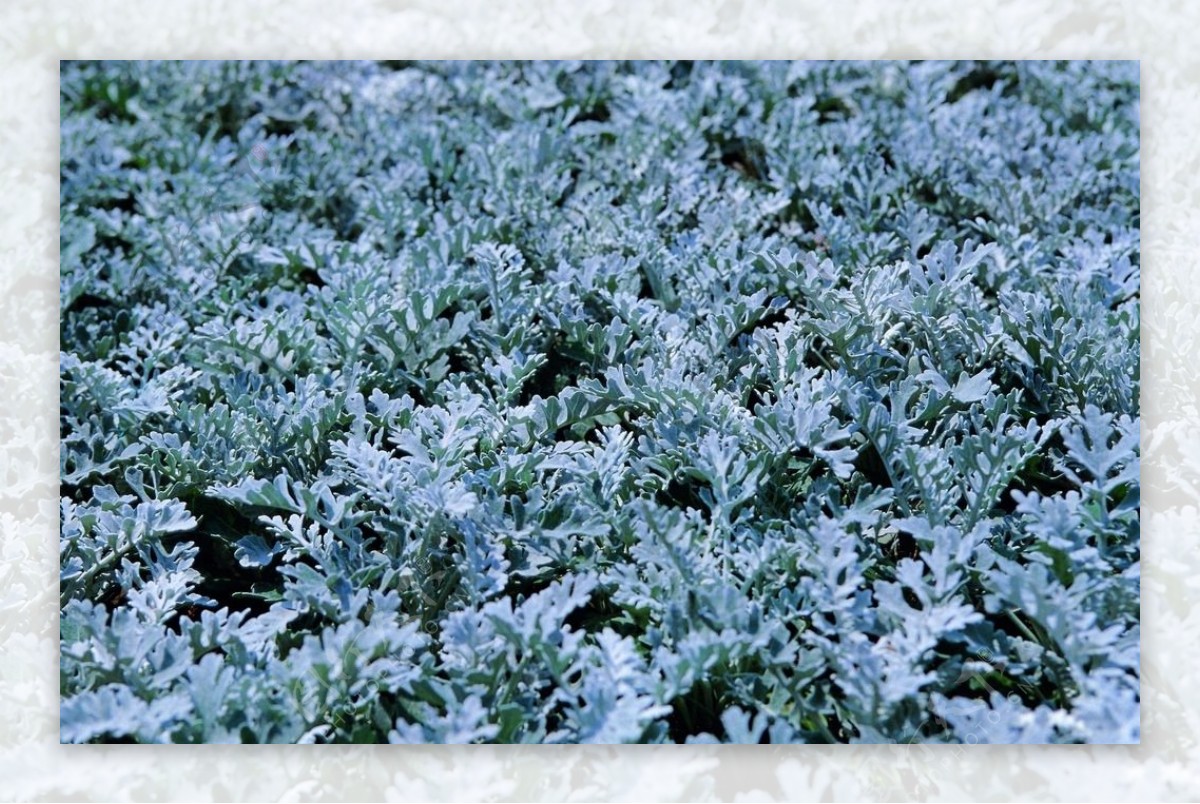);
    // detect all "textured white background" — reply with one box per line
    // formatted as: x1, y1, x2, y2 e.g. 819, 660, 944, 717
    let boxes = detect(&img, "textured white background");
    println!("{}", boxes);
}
2, 1, 1196, 800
